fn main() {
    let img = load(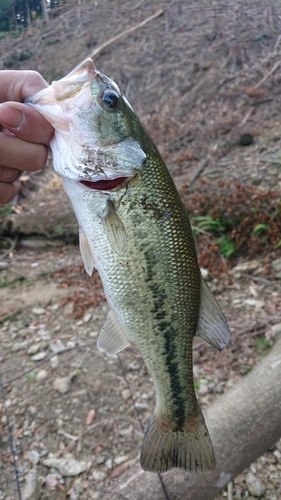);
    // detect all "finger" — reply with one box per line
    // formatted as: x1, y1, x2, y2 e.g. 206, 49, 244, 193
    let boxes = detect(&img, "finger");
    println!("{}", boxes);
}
0, 70, 49, 102
0, 166, 22, 183
0, 181, 21, 206
0, 133, 48, 172
0, 102, 54, 145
